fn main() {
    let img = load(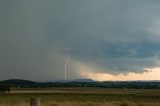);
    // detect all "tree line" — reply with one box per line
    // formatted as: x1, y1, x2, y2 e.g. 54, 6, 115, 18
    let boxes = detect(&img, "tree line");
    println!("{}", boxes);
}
0, 85, 10, 94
